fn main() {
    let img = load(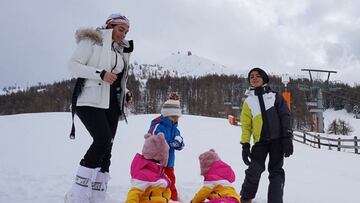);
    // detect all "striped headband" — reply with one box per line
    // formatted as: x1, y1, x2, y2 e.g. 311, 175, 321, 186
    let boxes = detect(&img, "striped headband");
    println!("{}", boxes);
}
105, 13, 130, 26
